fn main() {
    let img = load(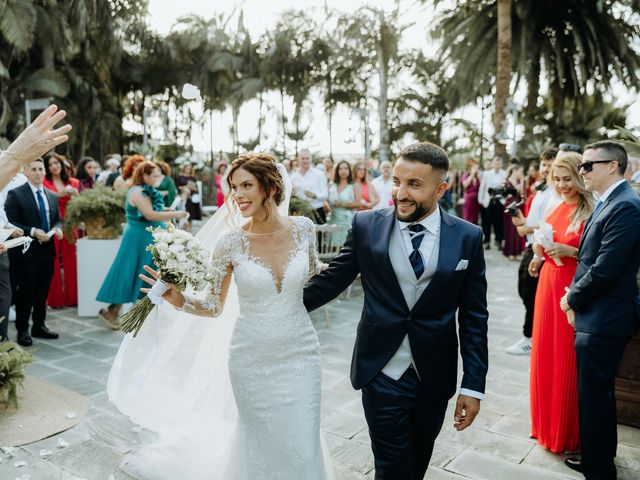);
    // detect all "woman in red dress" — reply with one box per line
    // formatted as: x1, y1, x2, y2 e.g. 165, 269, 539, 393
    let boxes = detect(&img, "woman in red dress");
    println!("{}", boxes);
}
43, 152, 80, 307
528, 152, 594, 453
